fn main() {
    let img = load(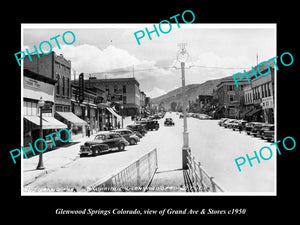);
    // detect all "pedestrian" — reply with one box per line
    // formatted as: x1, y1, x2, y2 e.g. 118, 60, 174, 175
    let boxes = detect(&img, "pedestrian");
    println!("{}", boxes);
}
238, 123, 242, 133
117, 121, 120, 129
87, 125, 90, 137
